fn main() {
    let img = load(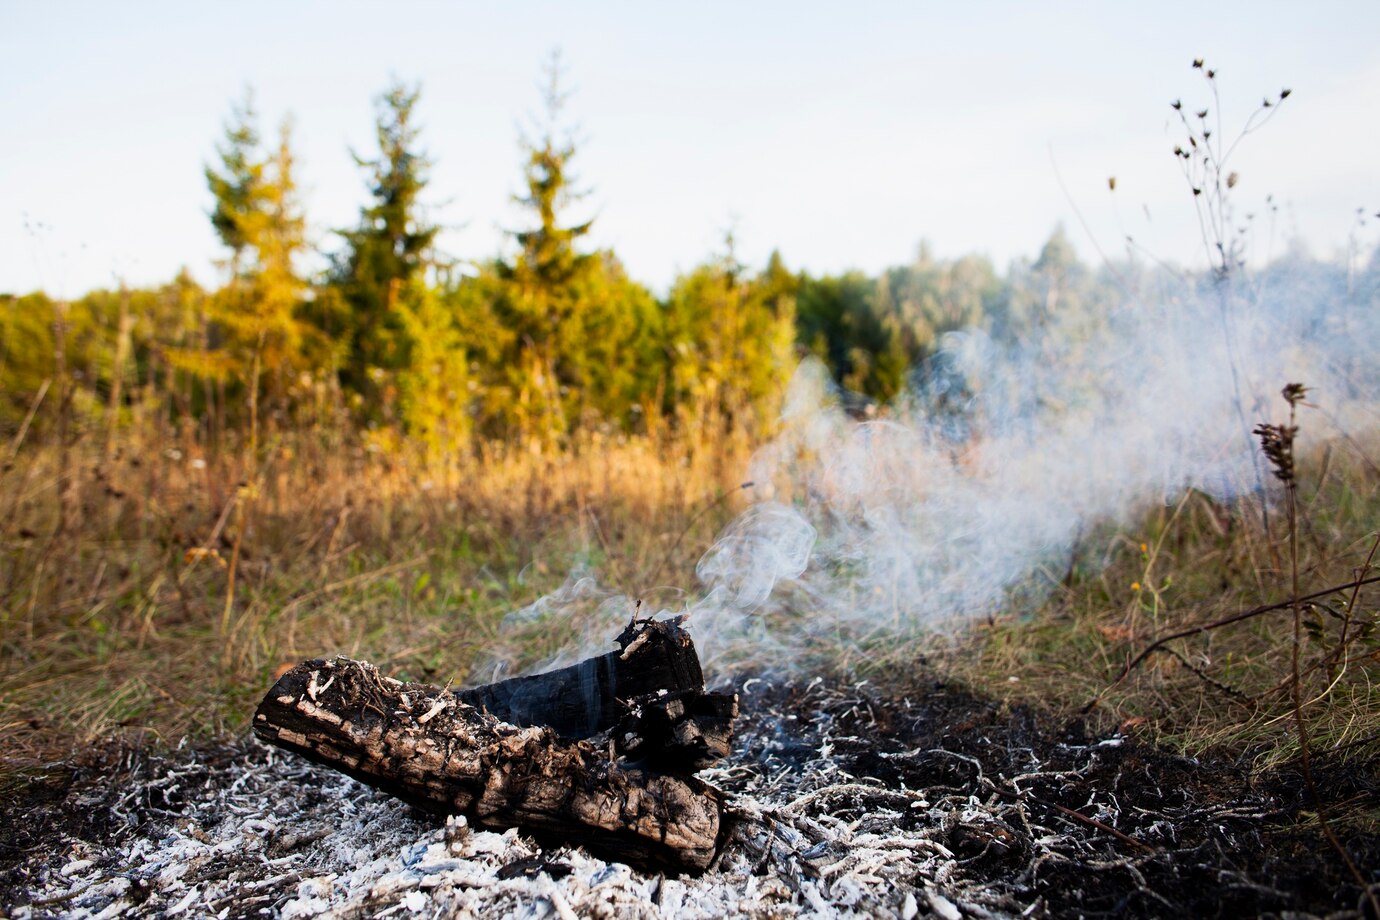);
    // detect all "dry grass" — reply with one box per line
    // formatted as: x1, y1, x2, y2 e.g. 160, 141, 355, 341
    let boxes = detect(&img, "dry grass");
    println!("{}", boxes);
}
4, 408, 1379, 789
0, 419, 753, 765
942, 439, 1380, 771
